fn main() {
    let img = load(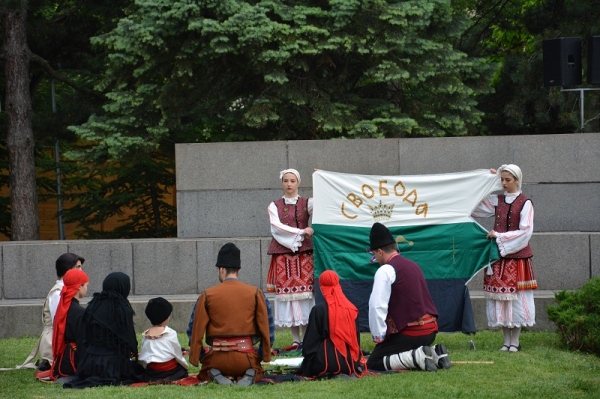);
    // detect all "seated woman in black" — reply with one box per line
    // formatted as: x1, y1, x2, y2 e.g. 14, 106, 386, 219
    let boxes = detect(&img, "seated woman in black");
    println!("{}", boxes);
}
51, 268, 89, 382
64, 272, 143, 388
299, 270, 365, 379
